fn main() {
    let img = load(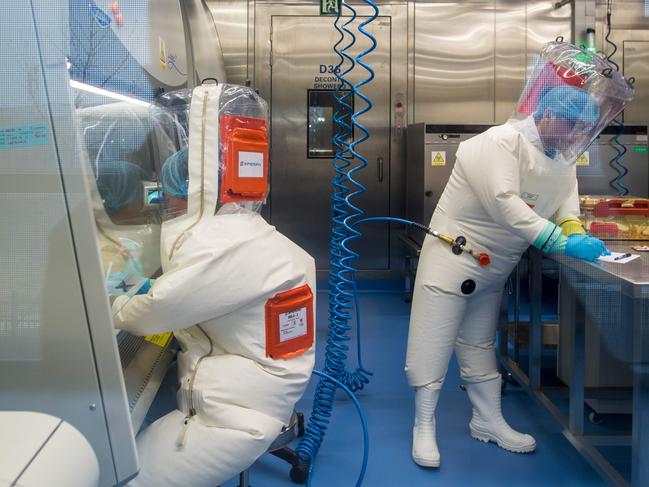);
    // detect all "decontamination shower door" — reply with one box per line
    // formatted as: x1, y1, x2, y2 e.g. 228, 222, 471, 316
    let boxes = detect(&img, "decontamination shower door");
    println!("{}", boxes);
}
269, 15, 391, 270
